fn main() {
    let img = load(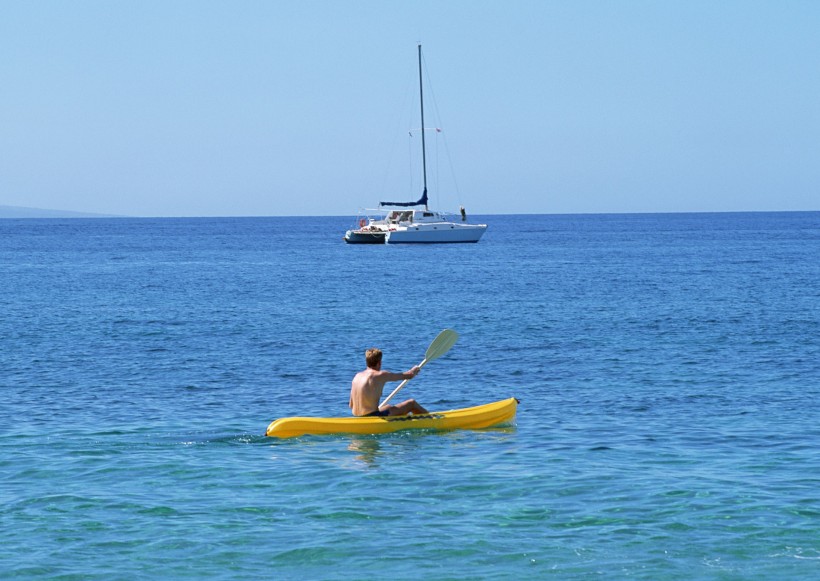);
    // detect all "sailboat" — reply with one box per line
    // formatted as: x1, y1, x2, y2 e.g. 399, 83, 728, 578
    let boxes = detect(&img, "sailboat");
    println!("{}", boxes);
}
344, 45, 487, 244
